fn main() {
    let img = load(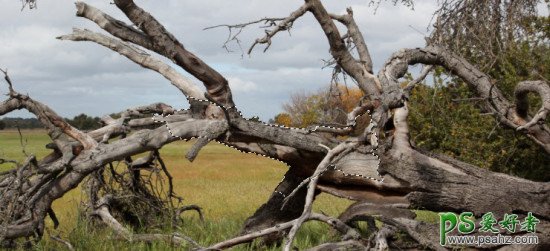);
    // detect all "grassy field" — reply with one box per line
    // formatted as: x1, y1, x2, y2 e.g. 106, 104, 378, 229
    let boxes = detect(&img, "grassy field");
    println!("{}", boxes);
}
0, 129, 359, 250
